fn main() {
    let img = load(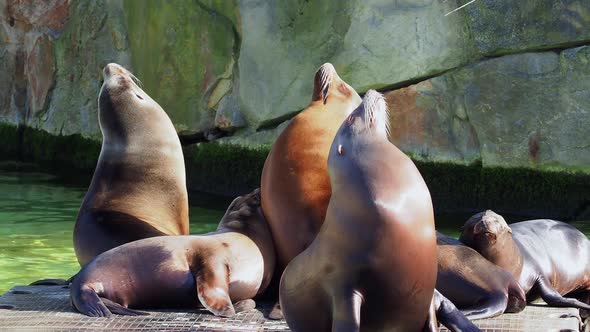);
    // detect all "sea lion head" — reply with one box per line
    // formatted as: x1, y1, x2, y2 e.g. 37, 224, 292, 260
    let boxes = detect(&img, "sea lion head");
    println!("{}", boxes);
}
459, 210, 512, 249
218, 188, 270, 236
98, 63, 169, 143
311, 63, 362, 107
328, 90, 390, 193
336, 90, 389, 143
